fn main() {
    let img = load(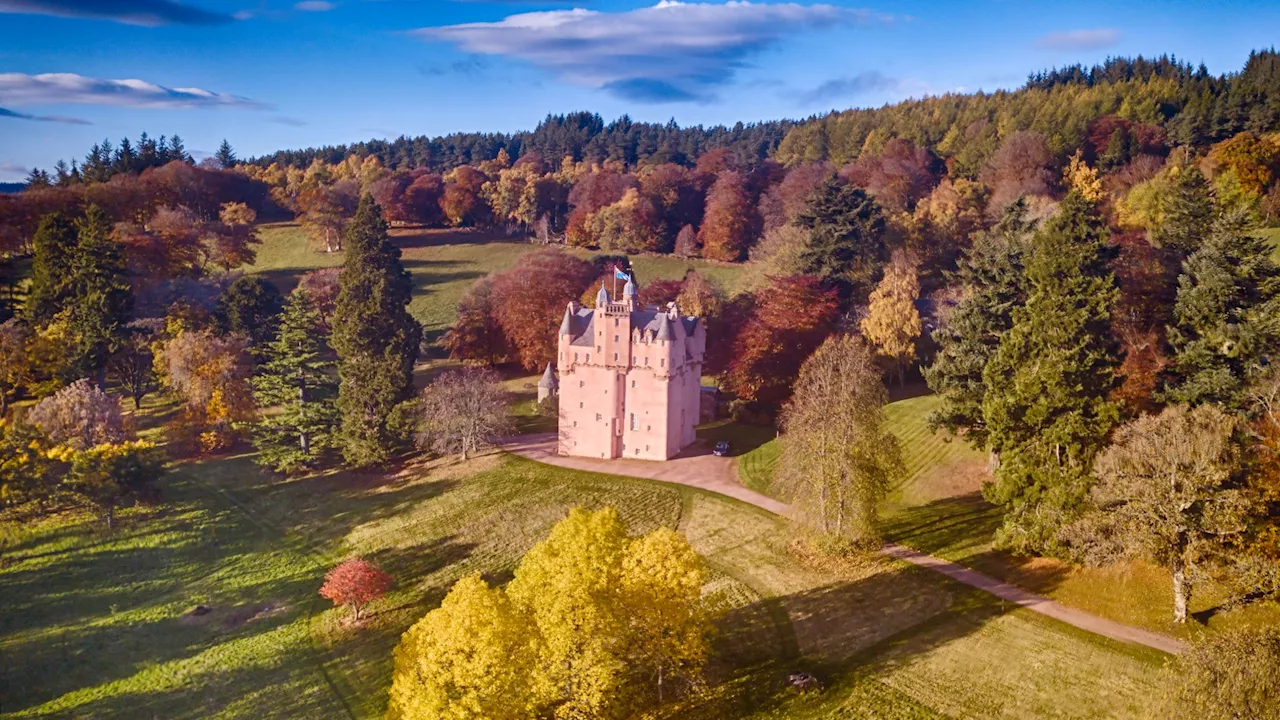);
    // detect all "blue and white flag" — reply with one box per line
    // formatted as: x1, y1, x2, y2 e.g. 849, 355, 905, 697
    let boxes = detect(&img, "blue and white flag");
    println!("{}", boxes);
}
614, 267, 630, 281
